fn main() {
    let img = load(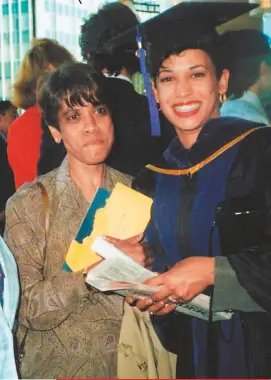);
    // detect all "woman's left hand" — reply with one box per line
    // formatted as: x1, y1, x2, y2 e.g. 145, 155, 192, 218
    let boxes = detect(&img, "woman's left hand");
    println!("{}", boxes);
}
126, 256, 215, 316
105, 233, 153, 268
